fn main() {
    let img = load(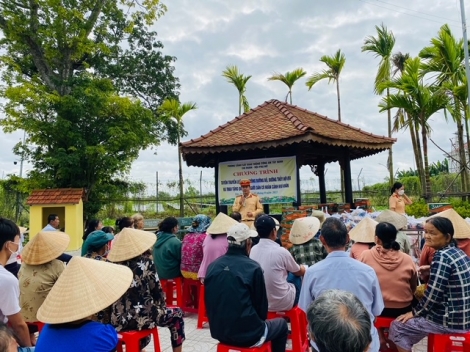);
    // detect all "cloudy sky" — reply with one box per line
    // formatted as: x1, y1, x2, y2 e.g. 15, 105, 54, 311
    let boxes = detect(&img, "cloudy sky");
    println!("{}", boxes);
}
0, 0, 466, 194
